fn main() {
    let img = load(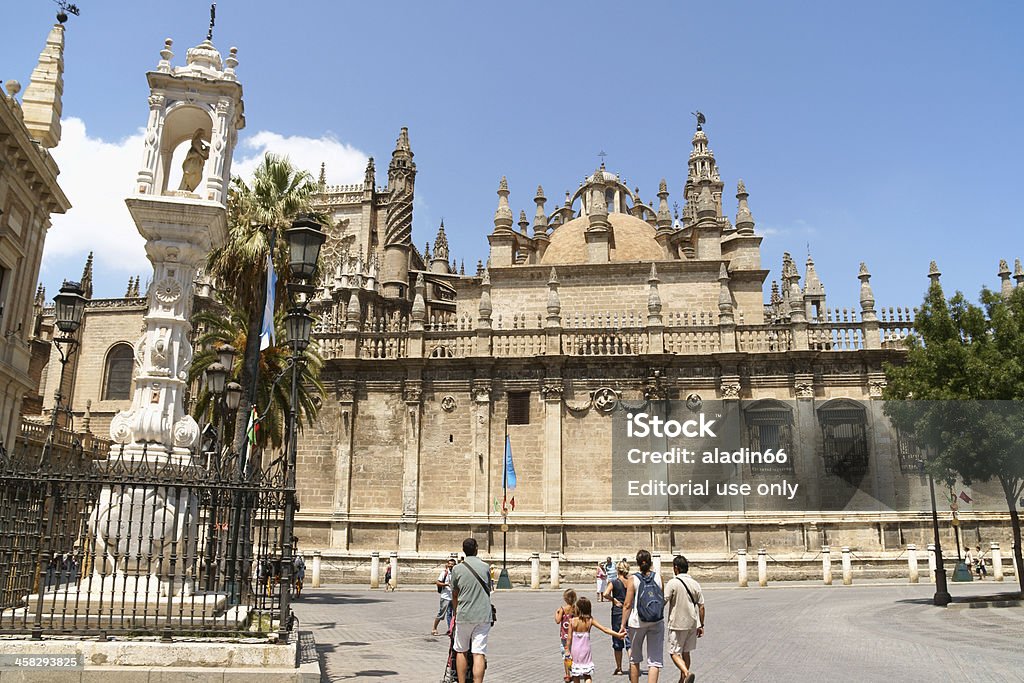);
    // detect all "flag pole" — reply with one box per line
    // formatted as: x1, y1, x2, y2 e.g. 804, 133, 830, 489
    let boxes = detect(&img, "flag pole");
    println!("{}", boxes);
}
498, 419, 512, 589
